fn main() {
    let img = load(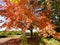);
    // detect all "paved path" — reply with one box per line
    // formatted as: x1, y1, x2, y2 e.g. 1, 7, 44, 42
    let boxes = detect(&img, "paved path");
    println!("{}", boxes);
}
0, 38, 12, 44
0, 35, 21, 45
